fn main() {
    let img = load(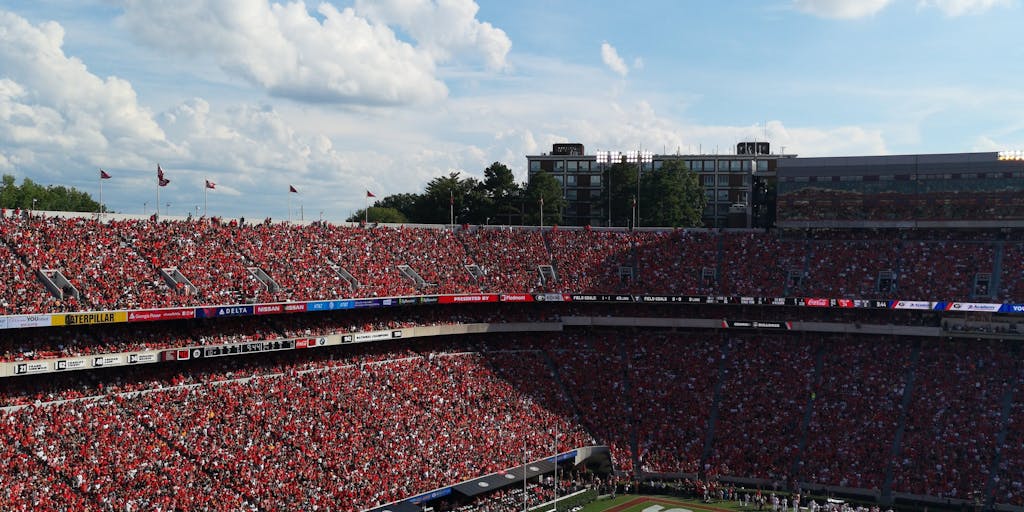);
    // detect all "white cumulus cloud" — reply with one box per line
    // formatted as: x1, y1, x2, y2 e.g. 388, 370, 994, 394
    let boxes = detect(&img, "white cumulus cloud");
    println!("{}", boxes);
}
793, 0, 894, 18
116, 0, 448, 105
0, 10, 166, 178
600, 42, 629, 77
353, 0, 512, 71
